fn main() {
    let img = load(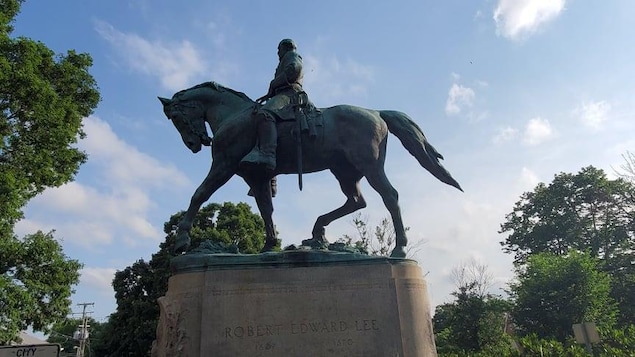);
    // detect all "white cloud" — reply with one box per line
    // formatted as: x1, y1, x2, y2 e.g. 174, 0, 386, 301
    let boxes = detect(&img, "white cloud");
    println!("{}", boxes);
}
493, 0, 566, 41
519, 167, 540, 190
15, 116, 189, 247
575, 100, 612, 129
302, 54, 374, 105
80, 267, 117, 292
493, 126, 518, 144
445, 83, 475, 116
81, 116, 188, 187
94, 20, 208, 91
523, 117, 553, 145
